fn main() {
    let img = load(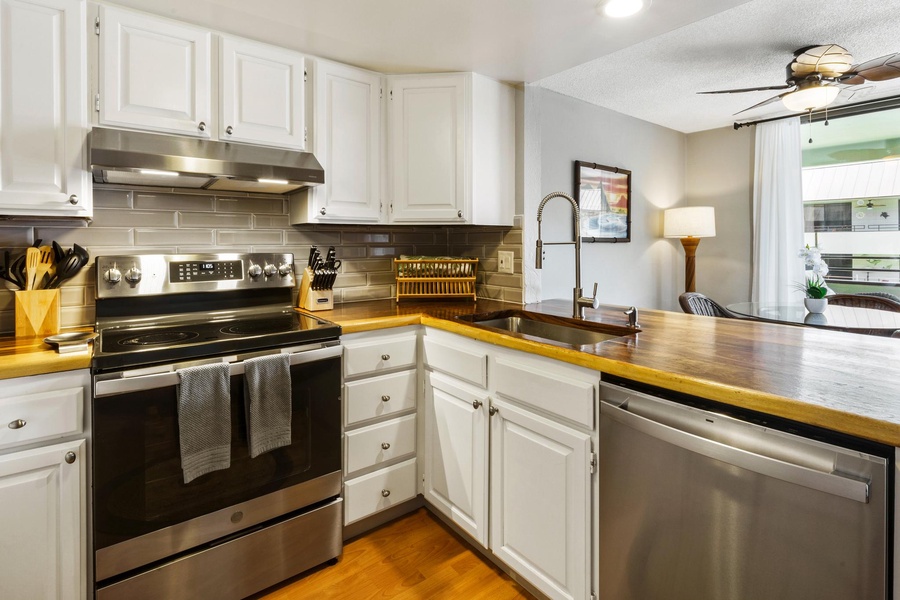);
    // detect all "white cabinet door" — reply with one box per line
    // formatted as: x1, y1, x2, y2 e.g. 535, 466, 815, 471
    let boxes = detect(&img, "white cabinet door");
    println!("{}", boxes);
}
388, 74, 467, 223
0, 438, 85, 600
0, 0, 90, 218
423, 371, 489, 546
220, 36, 305, 149
99, 5, 212, 137
490, 398, 591, 600
312, 60, 382, 222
